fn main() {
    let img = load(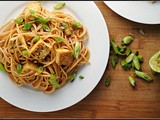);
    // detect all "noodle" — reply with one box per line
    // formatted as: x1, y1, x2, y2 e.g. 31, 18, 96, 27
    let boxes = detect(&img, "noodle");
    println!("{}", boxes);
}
0, 2, 90, 94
